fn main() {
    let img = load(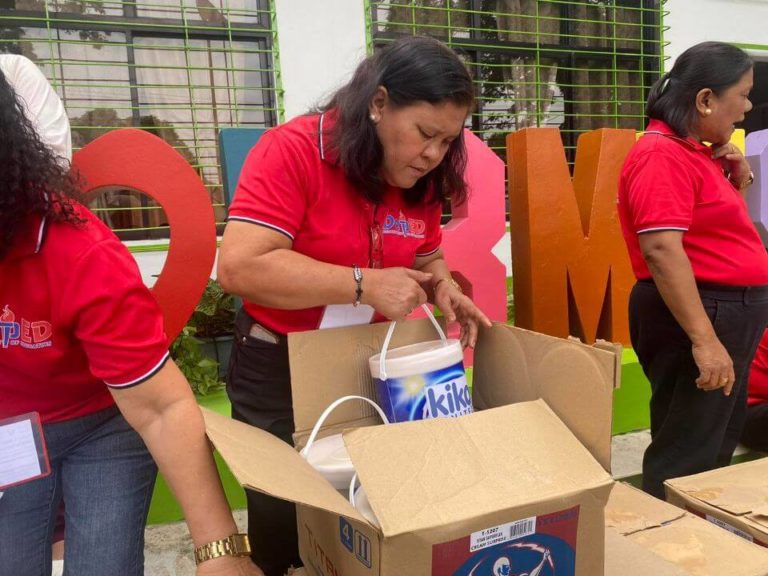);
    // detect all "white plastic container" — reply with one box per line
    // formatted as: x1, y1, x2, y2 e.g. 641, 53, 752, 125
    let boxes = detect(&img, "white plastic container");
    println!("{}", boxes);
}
349, 473, 380, 528
368, 304, 472, 423
300, 395, 388, 491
